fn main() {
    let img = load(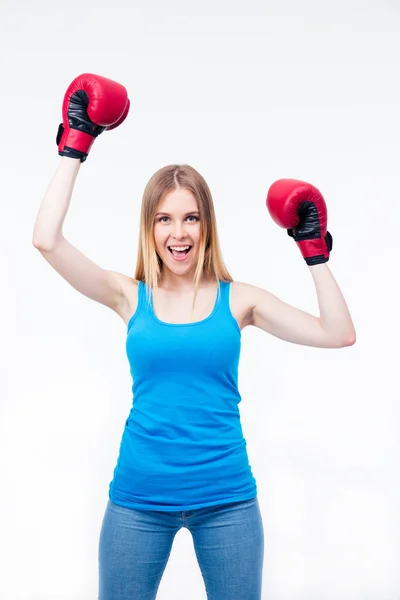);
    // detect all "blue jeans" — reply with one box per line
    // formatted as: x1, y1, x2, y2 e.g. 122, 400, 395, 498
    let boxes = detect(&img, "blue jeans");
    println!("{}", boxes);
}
98, 496, 264, 599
